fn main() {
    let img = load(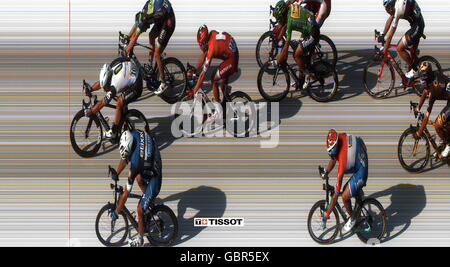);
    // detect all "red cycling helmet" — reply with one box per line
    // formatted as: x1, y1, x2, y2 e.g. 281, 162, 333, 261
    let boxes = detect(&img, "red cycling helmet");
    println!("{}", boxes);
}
197, 24, 210, 52
326, 129, 339, 158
